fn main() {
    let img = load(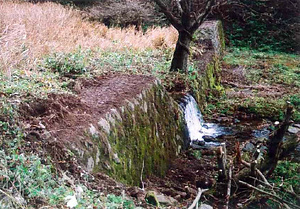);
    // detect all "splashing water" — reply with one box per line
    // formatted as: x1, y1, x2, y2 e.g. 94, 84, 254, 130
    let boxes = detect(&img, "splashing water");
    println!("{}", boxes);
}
181, 94, 230, 144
